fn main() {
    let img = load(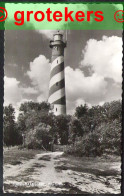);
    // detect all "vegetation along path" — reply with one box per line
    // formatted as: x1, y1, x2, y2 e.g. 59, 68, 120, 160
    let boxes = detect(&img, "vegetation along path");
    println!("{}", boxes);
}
4, 150, 121, 194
